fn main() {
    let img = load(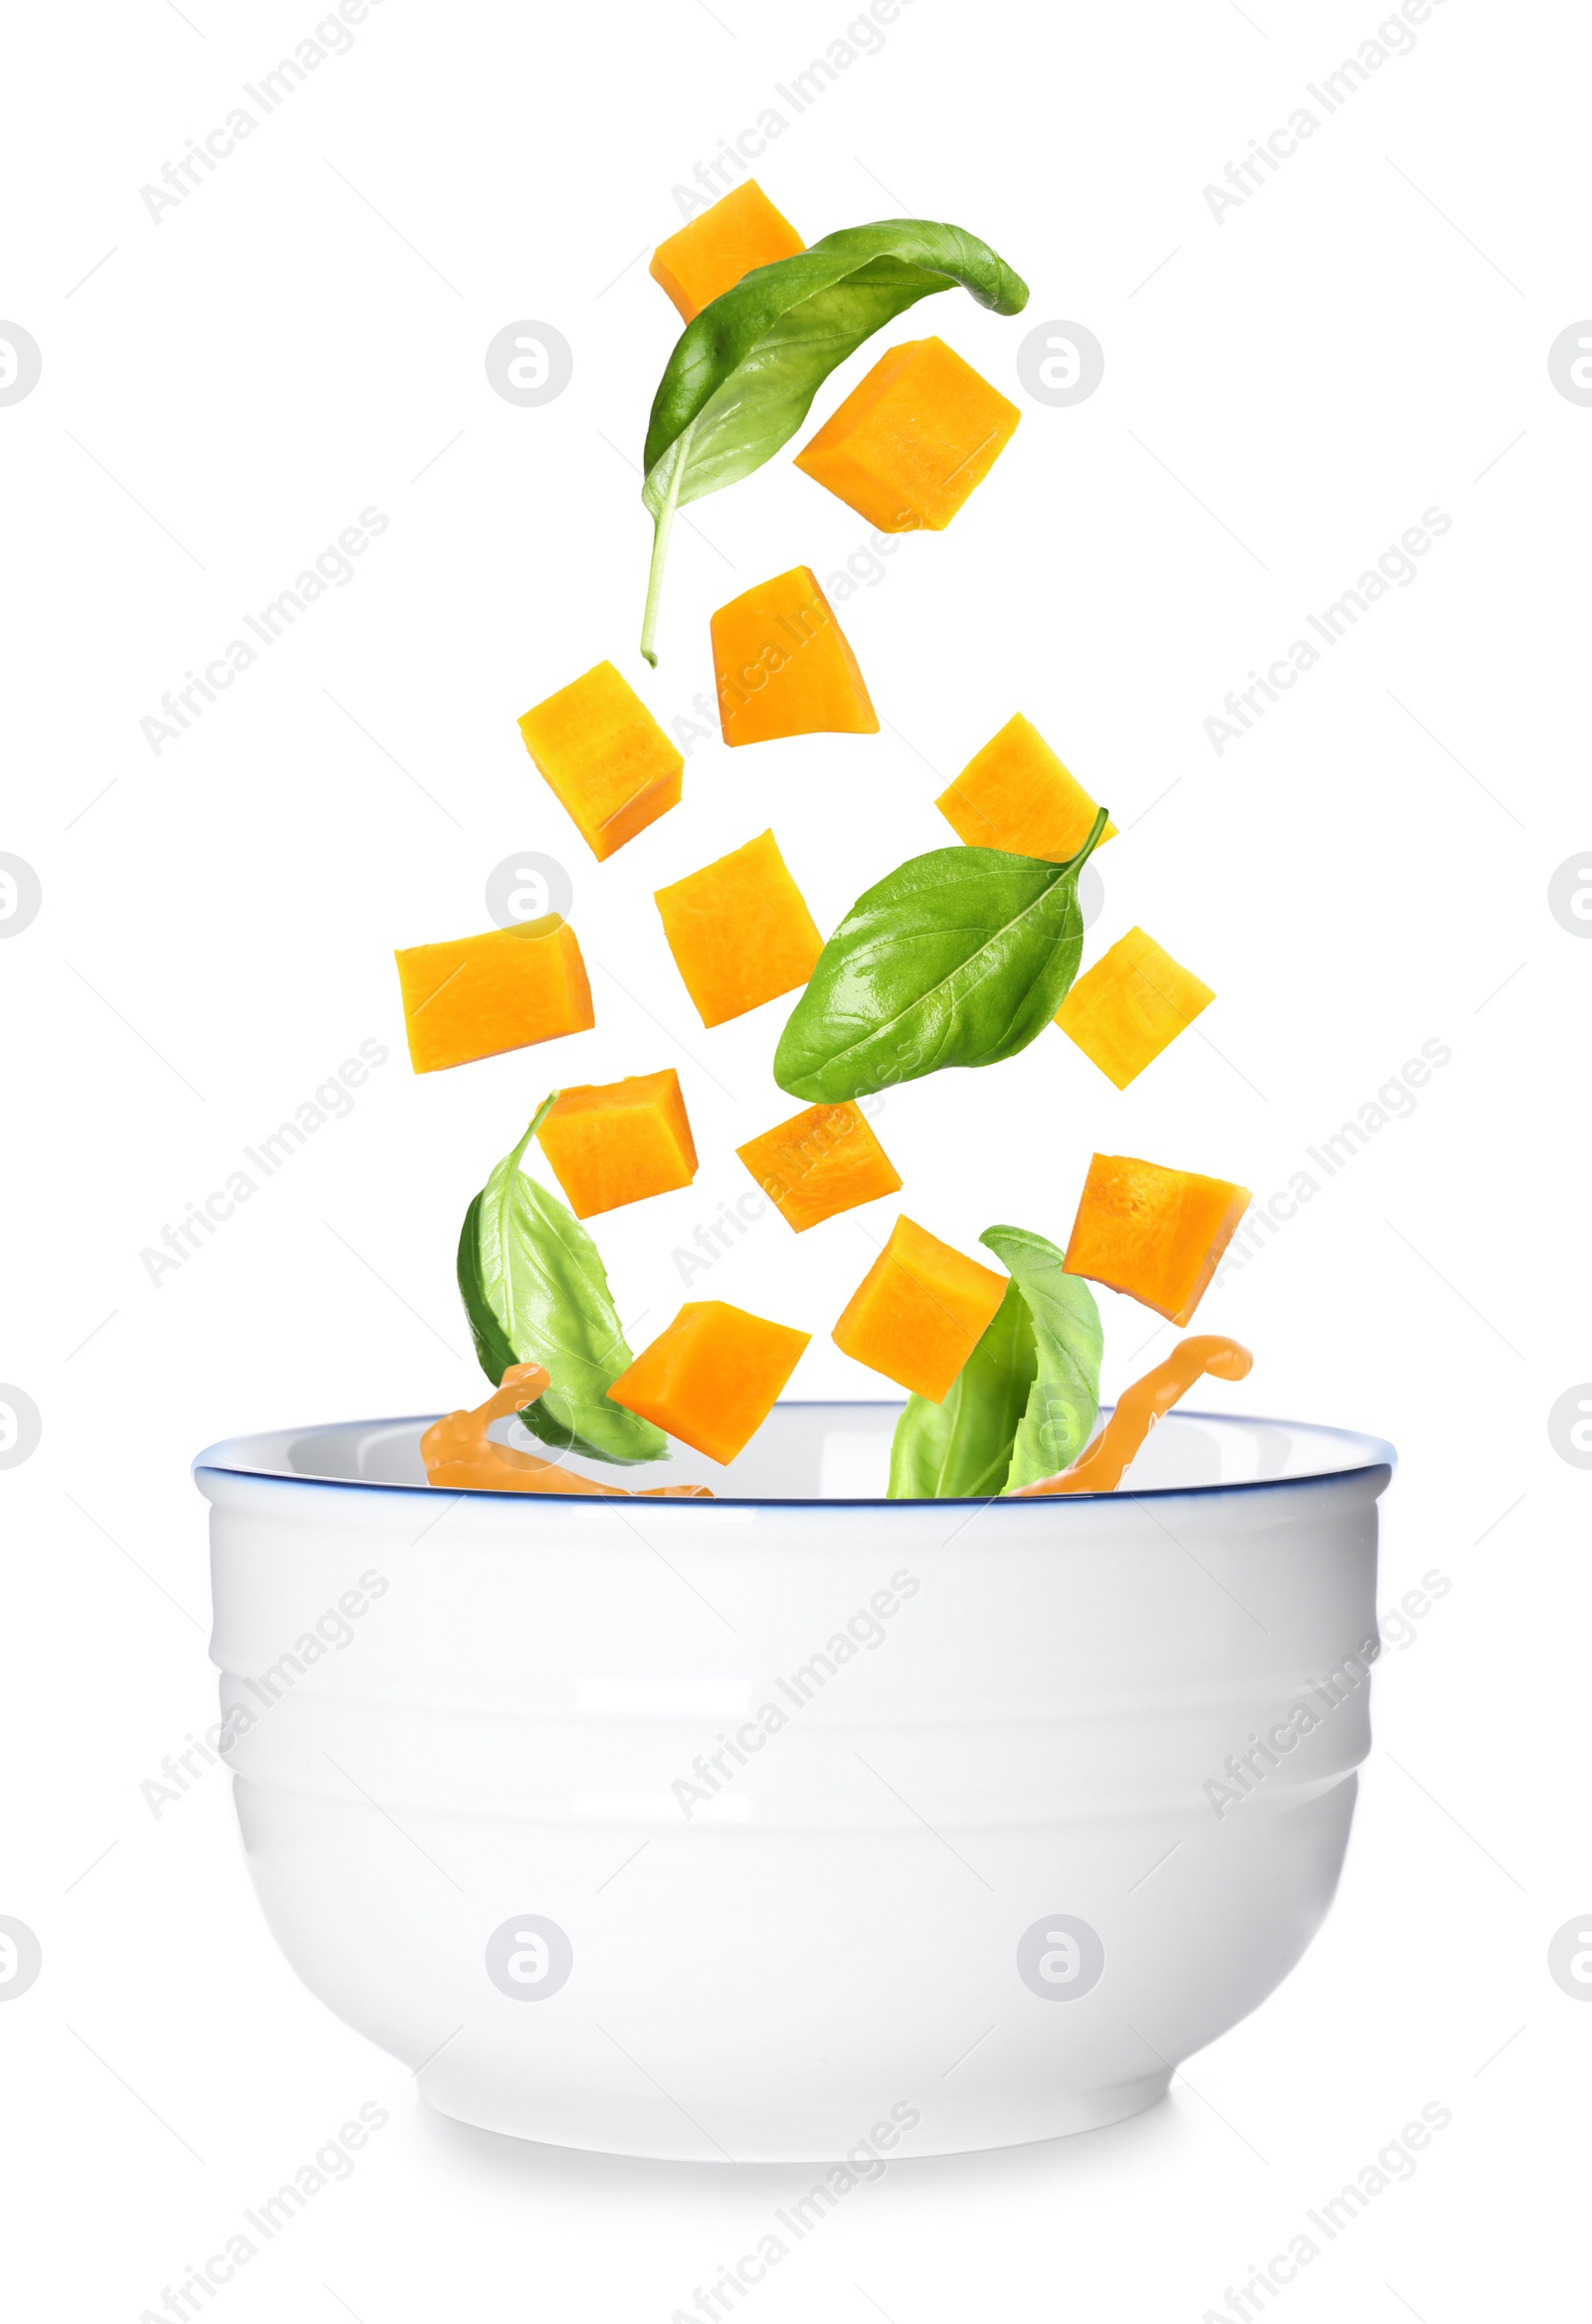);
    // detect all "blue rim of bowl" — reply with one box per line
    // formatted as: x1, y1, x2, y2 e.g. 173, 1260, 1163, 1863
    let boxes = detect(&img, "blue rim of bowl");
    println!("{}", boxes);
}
193, 1401, 1396, 1510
